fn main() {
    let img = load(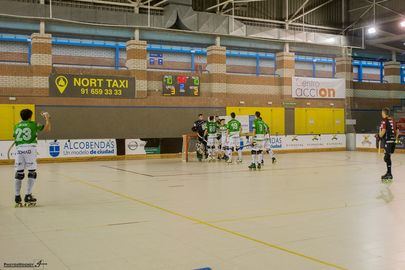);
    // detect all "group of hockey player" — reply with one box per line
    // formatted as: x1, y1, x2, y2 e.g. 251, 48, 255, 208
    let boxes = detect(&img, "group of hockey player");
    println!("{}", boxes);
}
9, 107, 398, 208
192, 111, 276, 170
